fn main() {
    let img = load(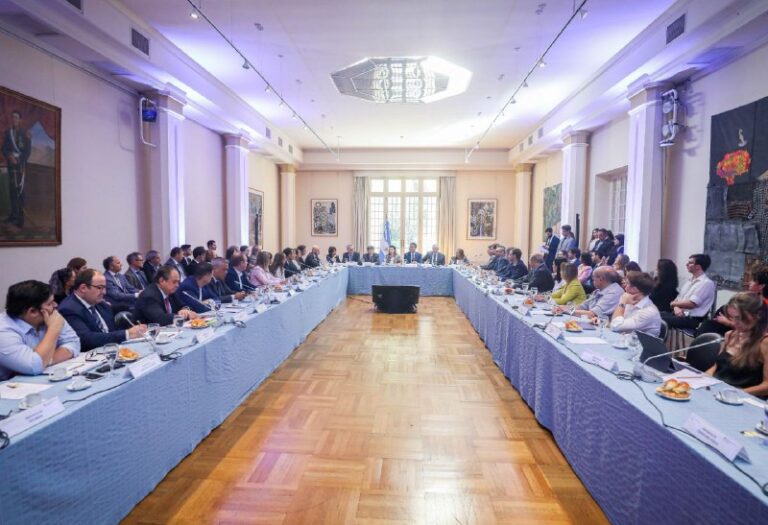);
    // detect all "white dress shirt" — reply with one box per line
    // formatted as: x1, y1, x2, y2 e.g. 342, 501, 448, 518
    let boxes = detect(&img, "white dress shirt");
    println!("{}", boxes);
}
611, 296, 662, 337
676, 273, 716, 317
